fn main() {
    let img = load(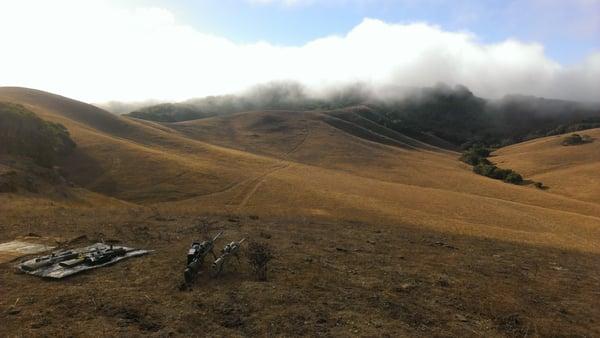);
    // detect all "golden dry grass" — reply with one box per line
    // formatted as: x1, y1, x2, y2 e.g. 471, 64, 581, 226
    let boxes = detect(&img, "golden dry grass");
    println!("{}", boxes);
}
1, 87, 600, 336
494, 128, 600, 203
1, 87, 600, 253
